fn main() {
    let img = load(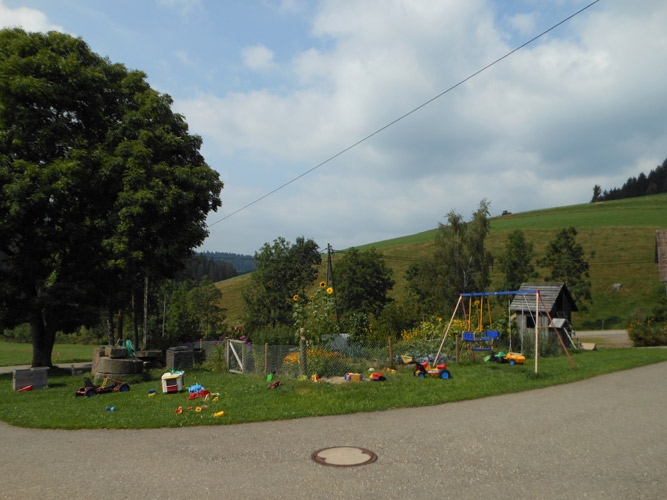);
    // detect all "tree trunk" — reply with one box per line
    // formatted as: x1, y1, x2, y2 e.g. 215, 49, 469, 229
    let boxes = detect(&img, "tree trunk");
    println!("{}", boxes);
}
31, 312, 55, 367
132, 289, 139, 348
117, 310, 124, 342
143, 276, 148, 349
106, 309, 115, 346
